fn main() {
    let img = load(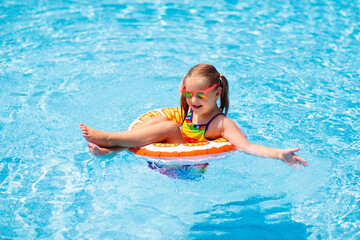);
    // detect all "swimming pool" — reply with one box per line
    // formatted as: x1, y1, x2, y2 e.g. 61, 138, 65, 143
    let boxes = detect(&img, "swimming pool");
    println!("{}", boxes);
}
1, 0, 359, 239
